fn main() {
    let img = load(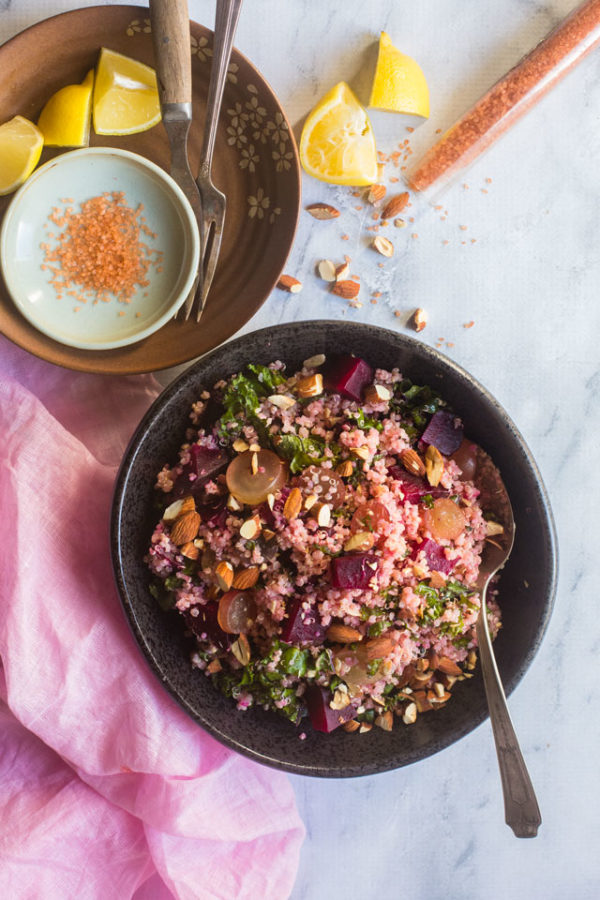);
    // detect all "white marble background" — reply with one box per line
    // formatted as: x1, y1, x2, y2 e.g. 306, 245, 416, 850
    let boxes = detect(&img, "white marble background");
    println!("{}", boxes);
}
2, 1, 599, 898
